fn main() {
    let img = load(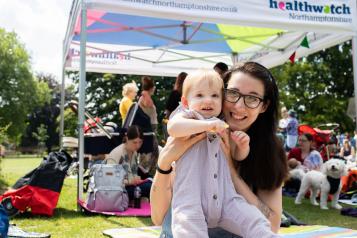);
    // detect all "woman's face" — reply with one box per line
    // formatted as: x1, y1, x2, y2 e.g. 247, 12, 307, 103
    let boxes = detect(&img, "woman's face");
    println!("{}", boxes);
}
128, 90, 137, 100
223, 72, 267, 132
298, 135, 311, 150
126, 137, 143, 152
